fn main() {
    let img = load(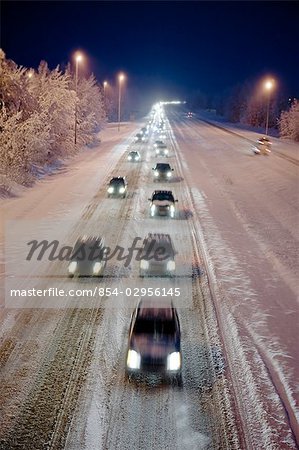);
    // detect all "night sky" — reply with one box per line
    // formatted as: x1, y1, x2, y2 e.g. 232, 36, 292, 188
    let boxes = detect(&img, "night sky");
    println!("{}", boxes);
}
2, 1, 299, 104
